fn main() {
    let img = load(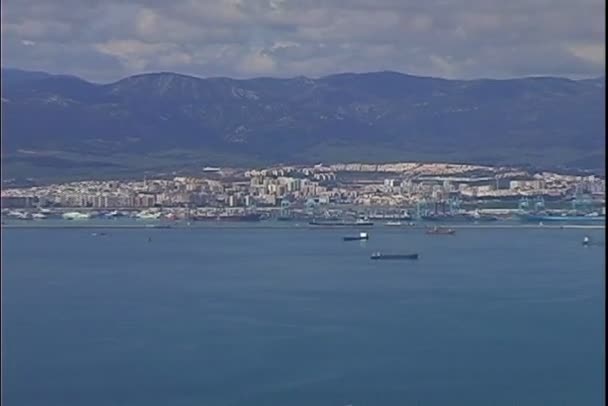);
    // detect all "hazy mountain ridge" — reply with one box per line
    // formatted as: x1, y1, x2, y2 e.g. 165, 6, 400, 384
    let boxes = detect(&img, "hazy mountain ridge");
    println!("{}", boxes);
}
1, 68, 604, 178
